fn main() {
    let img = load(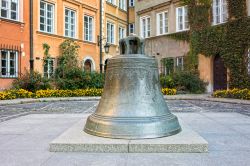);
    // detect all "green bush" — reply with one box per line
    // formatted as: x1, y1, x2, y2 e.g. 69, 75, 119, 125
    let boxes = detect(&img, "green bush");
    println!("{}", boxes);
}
160, 75, 175, 88
12, 71, 51, 92
82, 72, 105, 89
173, 71, 207, 93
